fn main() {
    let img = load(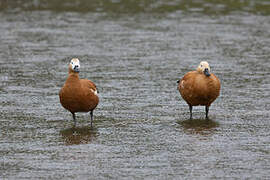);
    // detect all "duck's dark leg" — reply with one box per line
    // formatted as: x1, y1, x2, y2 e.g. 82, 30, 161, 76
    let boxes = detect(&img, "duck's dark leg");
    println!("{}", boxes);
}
189, 104, 193, 119
90, 110, 93, 128
72, 112, 76, 127
205, 106, 209, 119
